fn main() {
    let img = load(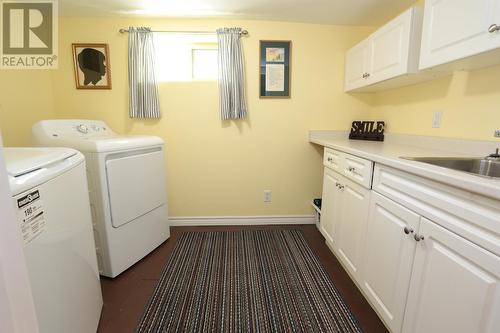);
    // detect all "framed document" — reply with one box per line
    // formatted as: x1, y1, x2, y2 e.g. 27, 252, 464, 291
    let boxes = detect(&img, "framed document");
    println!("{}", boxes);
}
259, 40, 291, 98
